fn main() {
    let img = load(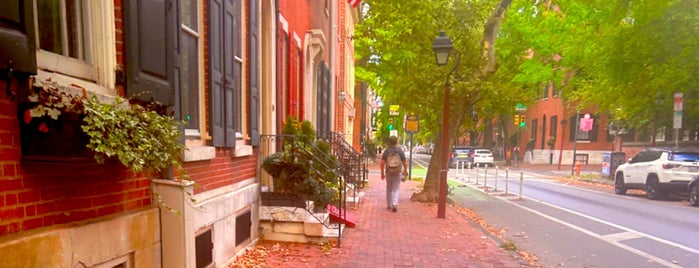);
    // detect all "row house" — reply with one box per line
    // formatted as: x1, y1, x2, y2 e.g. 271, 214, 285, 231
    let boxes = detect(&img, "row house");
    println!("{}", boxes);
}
1, 0, 360, 267
509, 83, 614, 166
